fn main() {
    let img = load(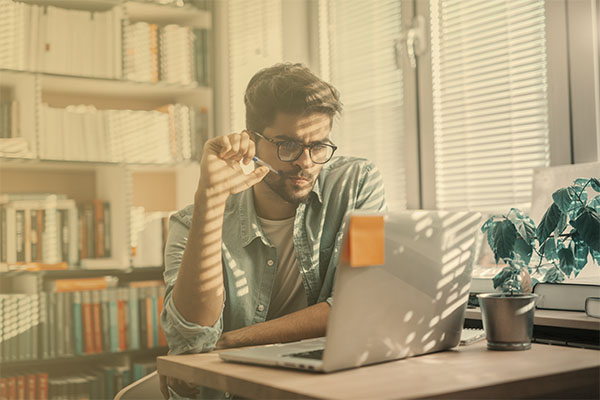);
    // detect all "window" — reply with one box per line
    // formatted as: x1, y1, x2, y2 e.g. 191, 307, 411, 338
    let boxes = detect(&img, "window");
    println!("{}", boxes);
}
317, 0, 579, 213
318, 0, 410, 211
429, 0, 551, 212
